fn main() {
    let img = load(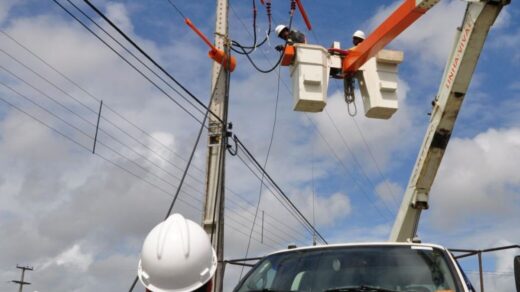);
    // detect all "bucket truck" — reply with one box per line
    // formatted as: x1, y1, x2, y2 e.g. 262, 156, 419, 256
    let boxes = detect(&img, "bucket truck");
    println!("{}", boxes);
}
233, 1, 515, 291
